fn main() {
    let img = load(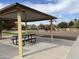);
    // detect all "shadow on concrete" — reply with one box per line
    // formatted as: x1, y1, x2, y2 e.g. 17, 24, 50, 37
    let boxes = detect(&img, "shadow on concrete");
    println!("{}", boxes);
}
0, 43, 18, 59
23, 36, 74, 57
23, 45, 60, 57
34, 36, 74, 47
